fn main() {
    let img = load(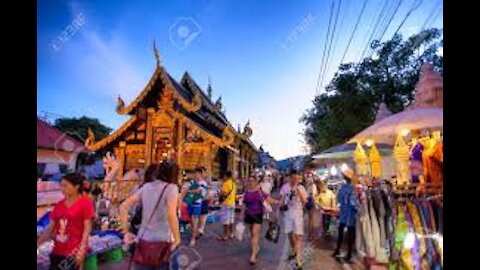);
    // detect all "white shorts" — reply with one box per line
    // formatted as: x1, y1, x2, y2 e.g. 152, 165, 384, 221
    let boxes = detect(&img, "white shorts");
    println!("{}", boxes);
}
221, 205, 235, 225
284, 212, 304, 235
